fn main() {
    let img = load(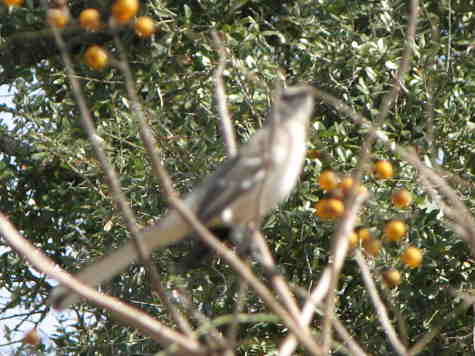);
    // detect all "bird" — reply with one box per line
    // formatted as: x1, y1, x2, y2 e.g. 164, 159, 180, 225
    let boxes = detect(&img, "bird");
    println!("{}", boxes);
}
49, 85, 315, 309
